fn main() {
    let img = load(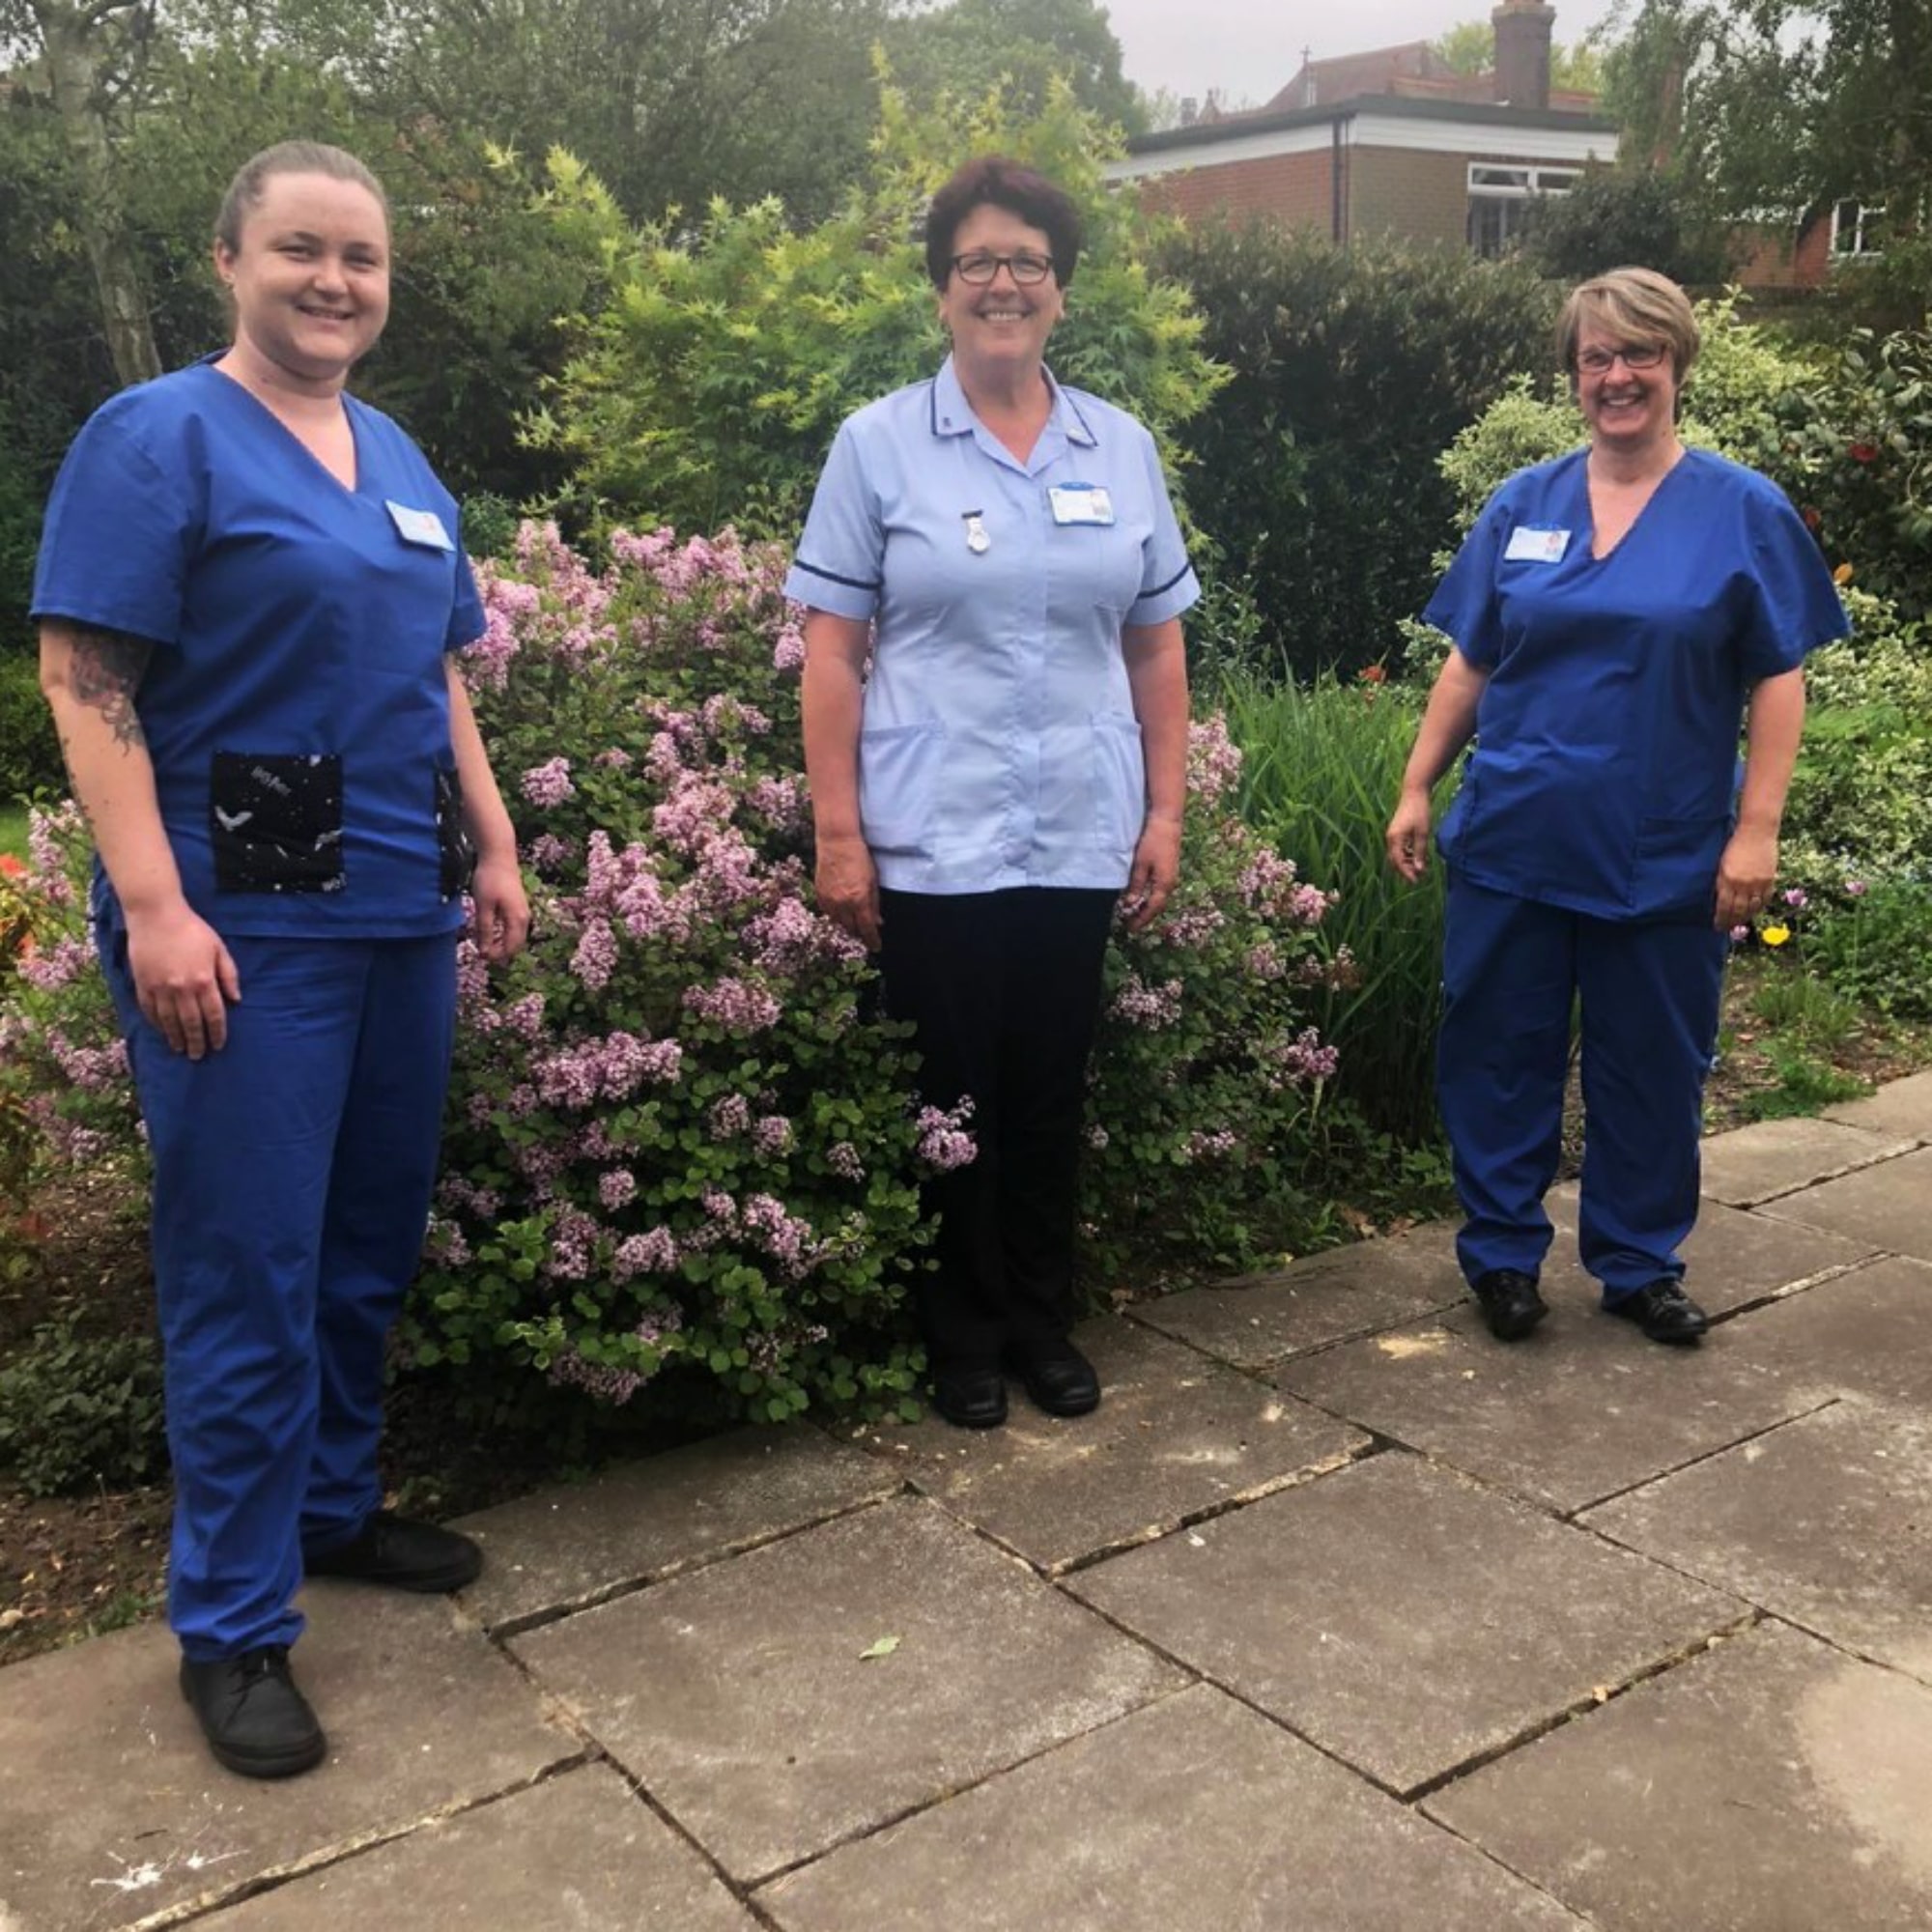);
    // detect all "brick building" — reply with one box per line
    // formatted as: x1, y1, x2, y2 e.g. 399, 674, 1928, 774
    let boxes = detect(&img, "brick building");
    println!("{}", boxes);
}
1107, 0, 1618, 255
